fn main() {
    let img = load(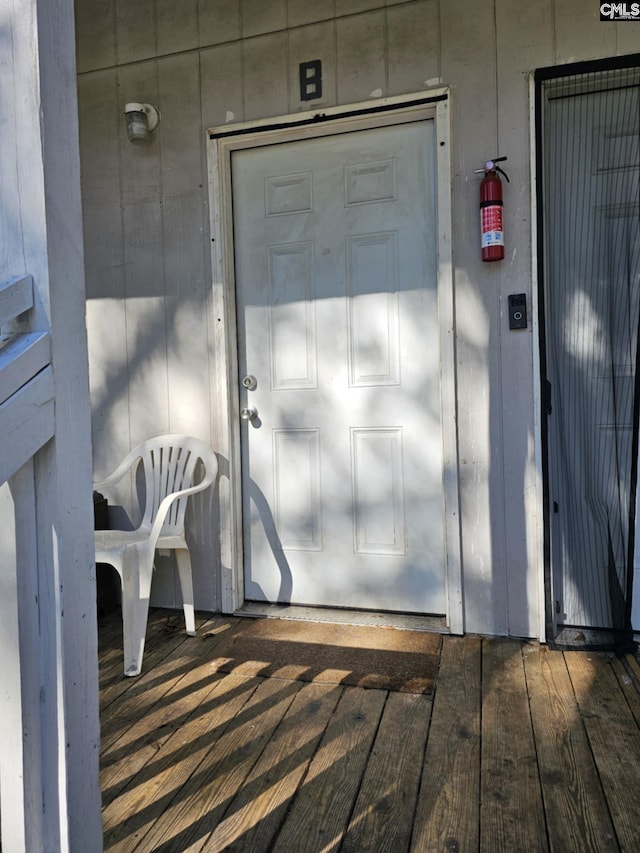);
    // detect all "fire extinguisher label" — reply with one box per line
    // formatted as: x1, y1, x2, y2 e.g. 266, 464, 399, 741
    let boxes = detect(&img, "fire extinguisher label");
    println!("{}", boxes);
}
481, 205, 504, 248
482, 229, 504, 248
